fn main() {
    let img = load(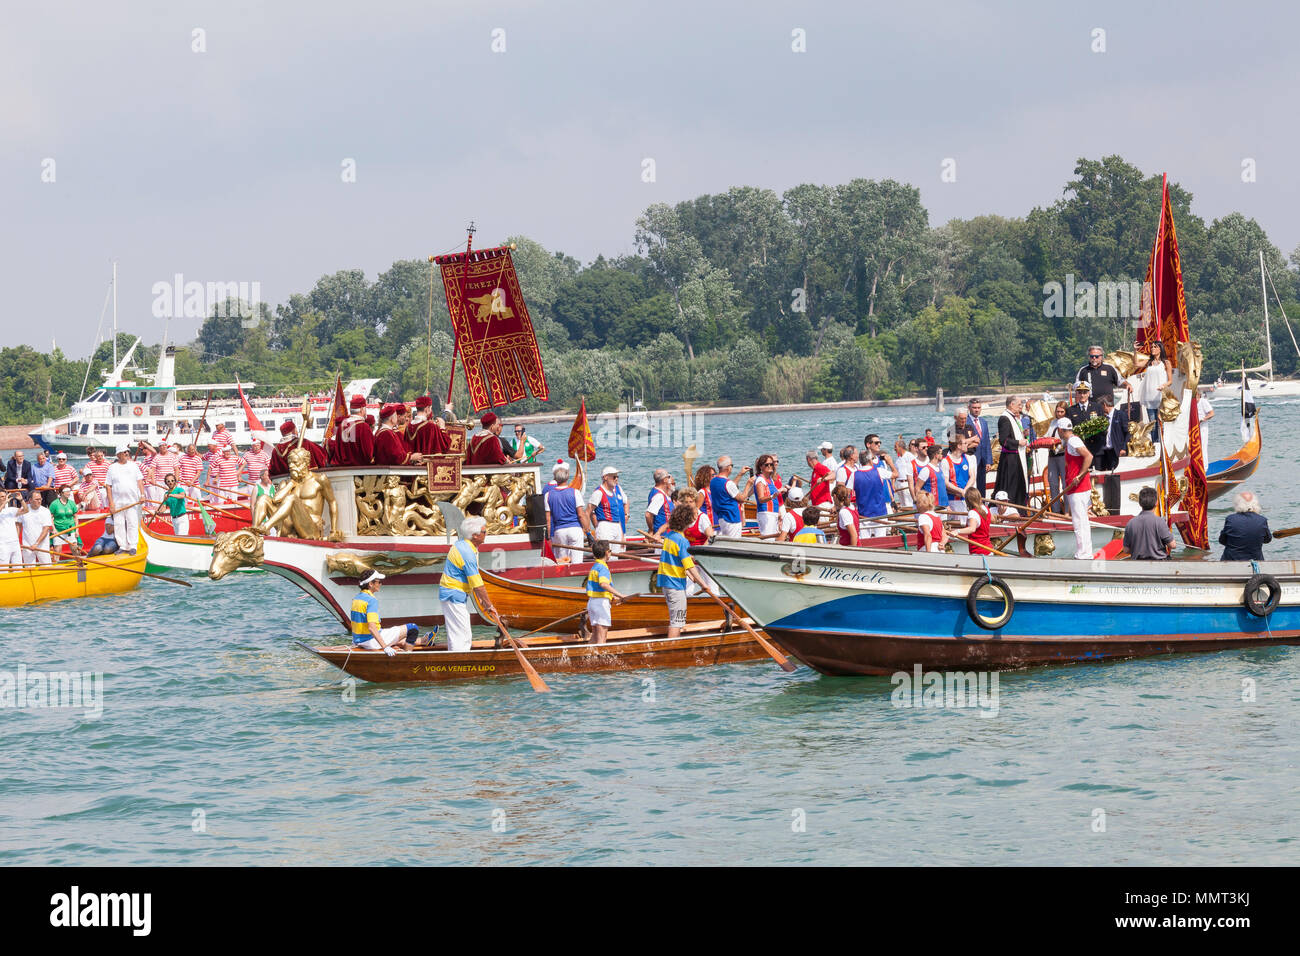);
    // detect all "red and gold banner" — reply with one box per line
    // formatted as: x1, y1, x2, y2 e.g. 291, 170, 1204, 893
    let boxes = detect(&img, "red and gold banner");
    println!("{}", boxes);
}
436, 245, 548, 411
323, 375, 347, 443
1141, 175, 1208, 549
568, 396, 595, 462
